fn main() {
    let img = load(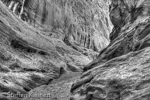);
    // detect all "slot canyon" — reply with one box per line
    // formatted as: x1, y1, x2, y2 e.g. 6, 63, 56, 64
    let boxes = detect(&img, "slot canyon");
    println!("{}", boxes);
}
0, 0, 150, 100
